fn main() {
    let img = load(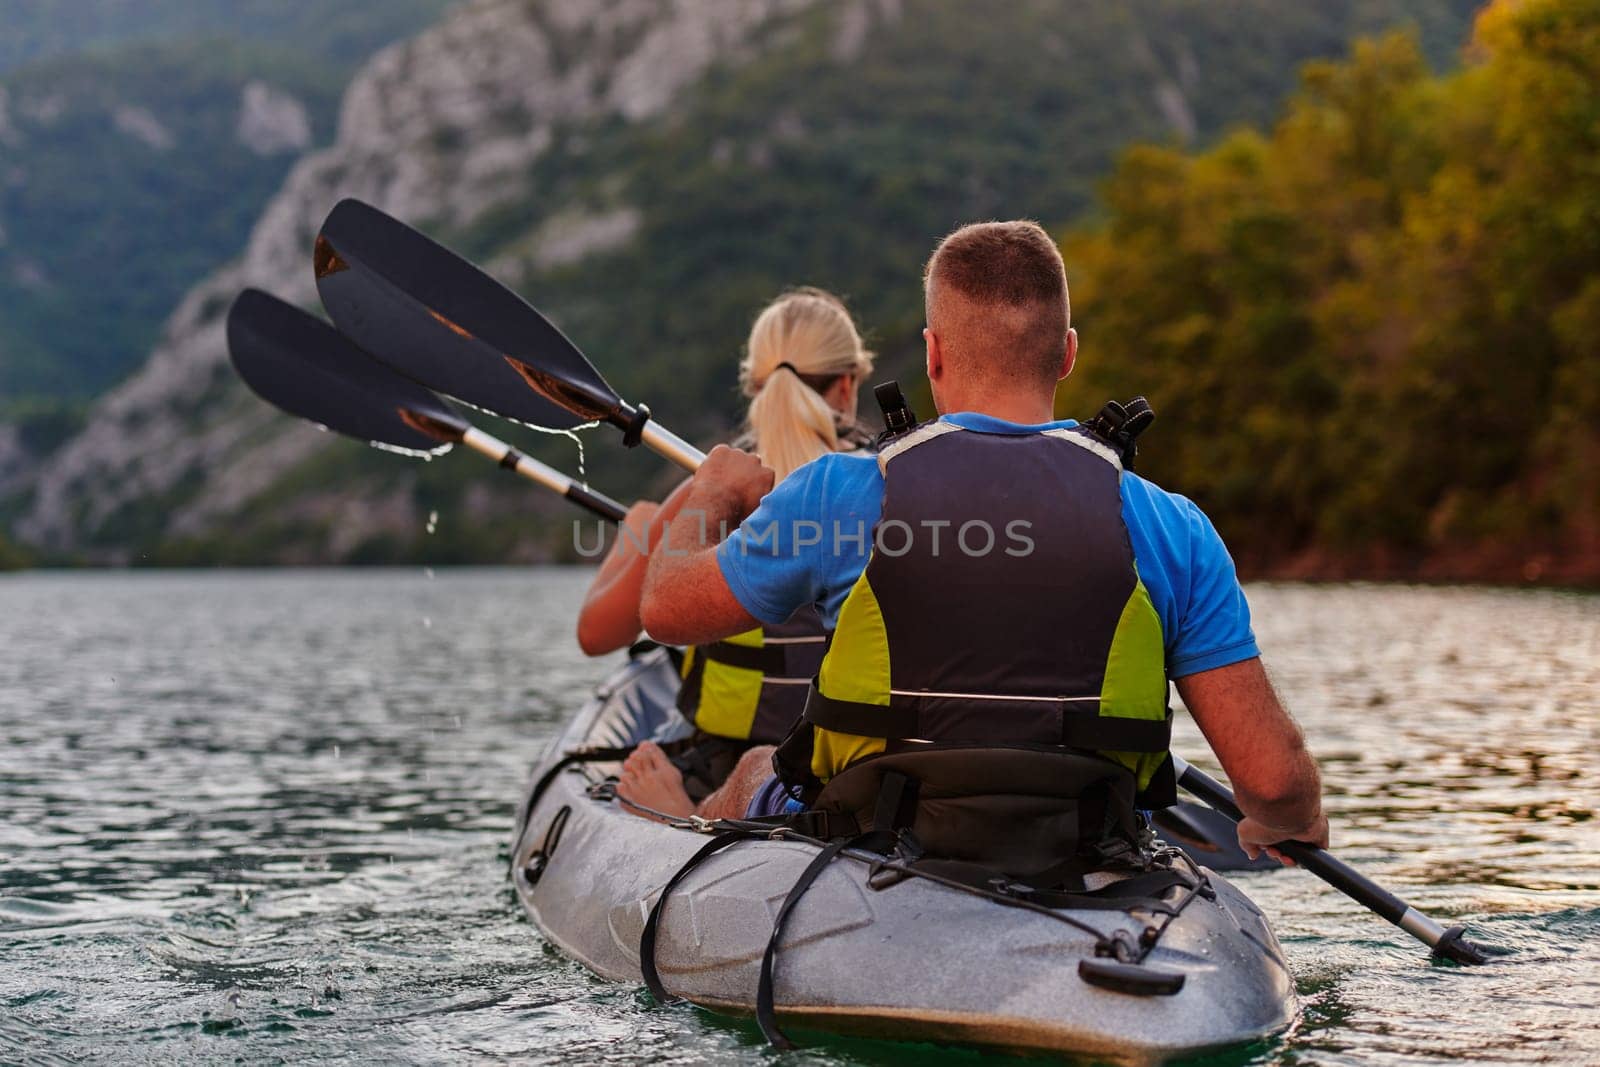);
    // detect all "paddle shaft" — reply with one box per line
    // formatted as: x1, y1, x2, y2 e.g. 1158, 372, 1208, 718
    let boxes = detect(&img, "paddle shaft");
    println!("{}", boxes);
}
1171, 756, 1485, 963
458, 427, 626, 523
632, 419, 704, 473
